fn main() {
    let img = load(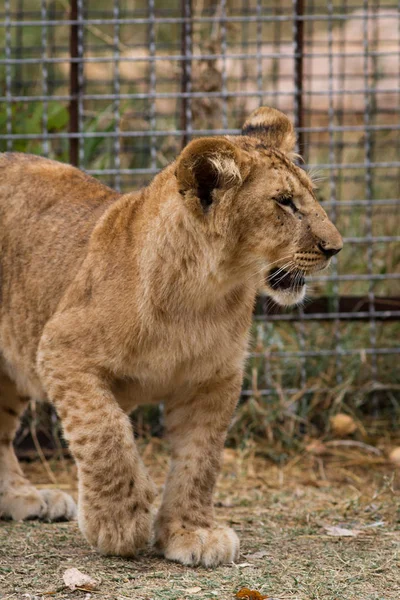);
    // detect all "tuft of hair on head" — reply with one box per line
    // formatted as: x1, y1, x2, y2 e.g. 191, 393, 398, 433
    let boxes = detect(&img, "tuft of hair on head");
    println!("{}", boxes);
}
241, 106, 296, 155
175, 137, 246, 211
